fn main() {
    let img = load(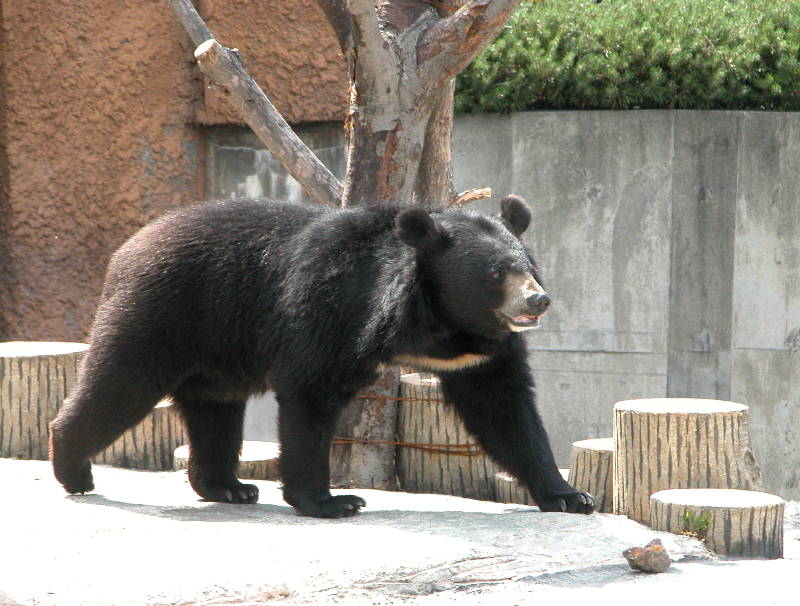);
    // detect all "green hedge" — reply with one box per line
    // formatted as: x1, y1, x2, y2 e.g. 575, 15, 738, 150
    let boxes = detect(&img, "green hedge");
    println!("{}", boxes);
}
455, 0, 800, 112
